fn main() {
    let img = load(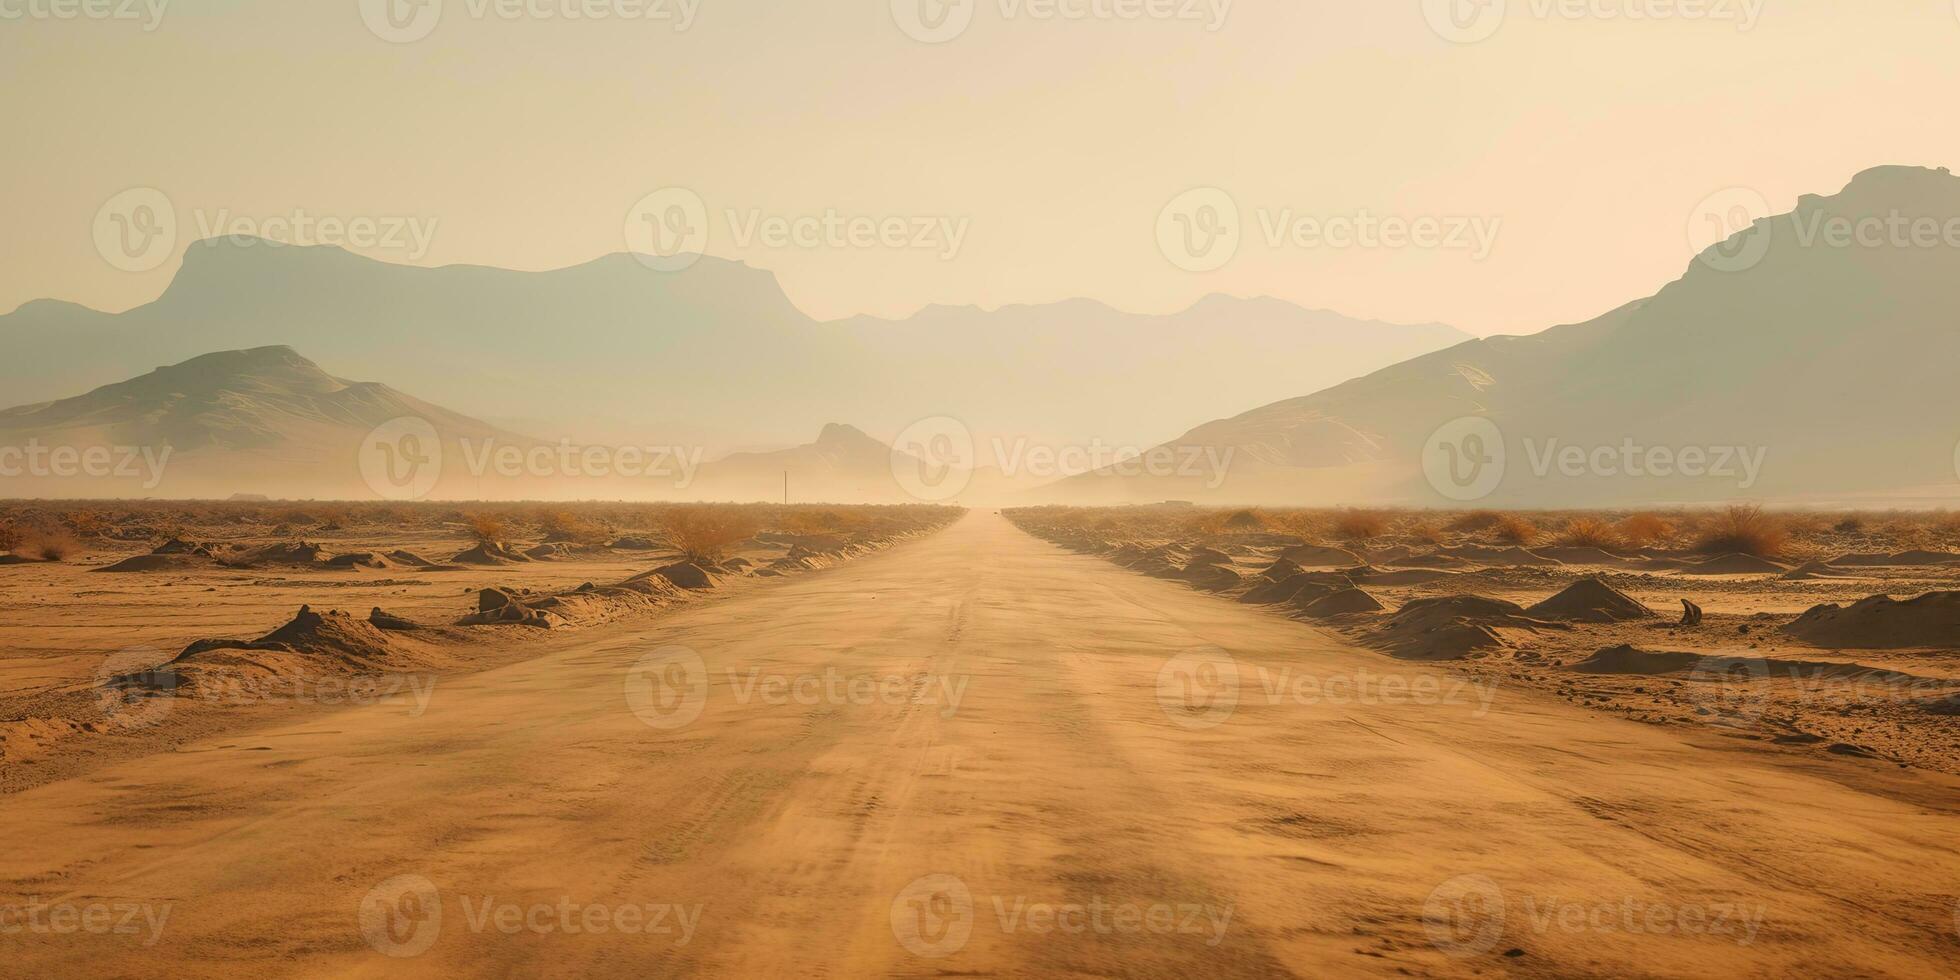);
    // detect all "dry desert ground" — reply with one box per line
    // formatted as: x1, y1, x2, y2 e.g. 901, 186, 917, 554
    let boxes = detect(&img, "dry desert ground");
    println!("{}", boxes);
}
0, 502, 1957, 977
